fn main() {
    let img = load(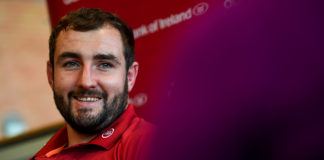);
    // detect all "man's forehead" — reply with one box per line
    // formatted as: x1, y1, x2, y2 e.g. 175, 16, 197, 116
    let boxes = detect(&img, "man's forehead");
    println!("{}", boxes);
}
57, 24, 122, 43
54, 24, 124, 59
